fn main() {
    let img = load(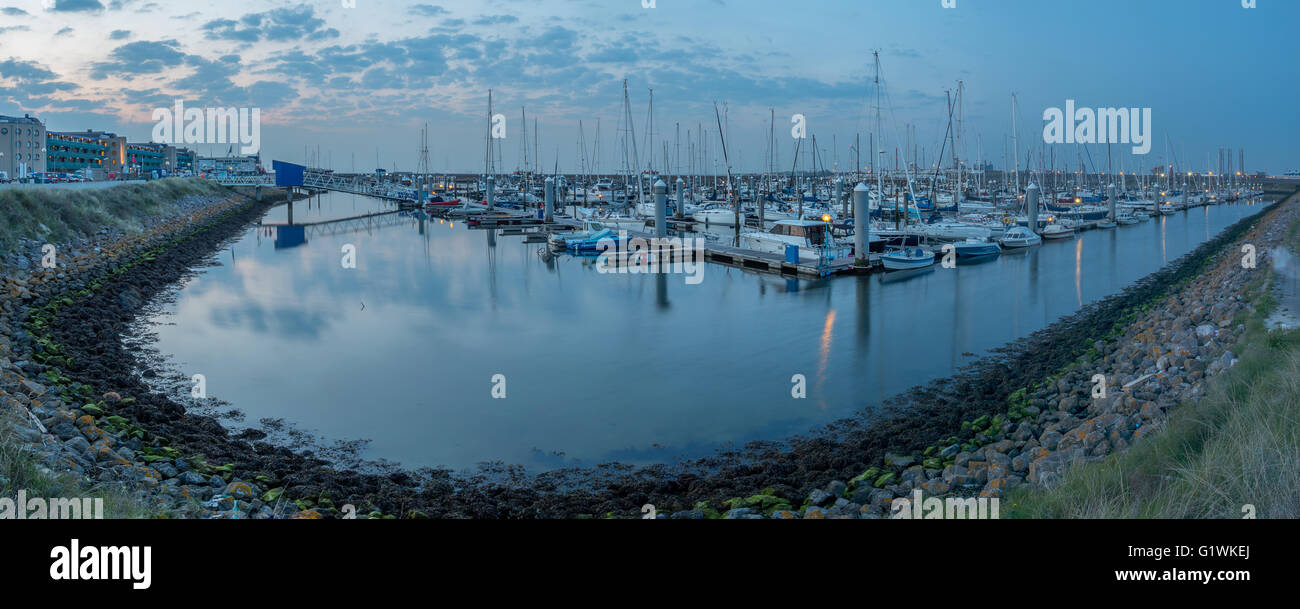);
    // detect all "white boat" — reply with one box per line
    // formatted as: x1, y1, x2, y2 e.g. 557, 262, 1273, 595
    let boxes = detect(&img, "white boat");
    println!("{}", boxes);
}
911, 219, 992, 241
1095, 219, 1118, 229
998, 226, 1042, 248
1040, 223, 1075, 240
692, 205, 739, 226
881, 246, 936, 271
740, 219, 852, 264
1115, 213, 1140, 226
